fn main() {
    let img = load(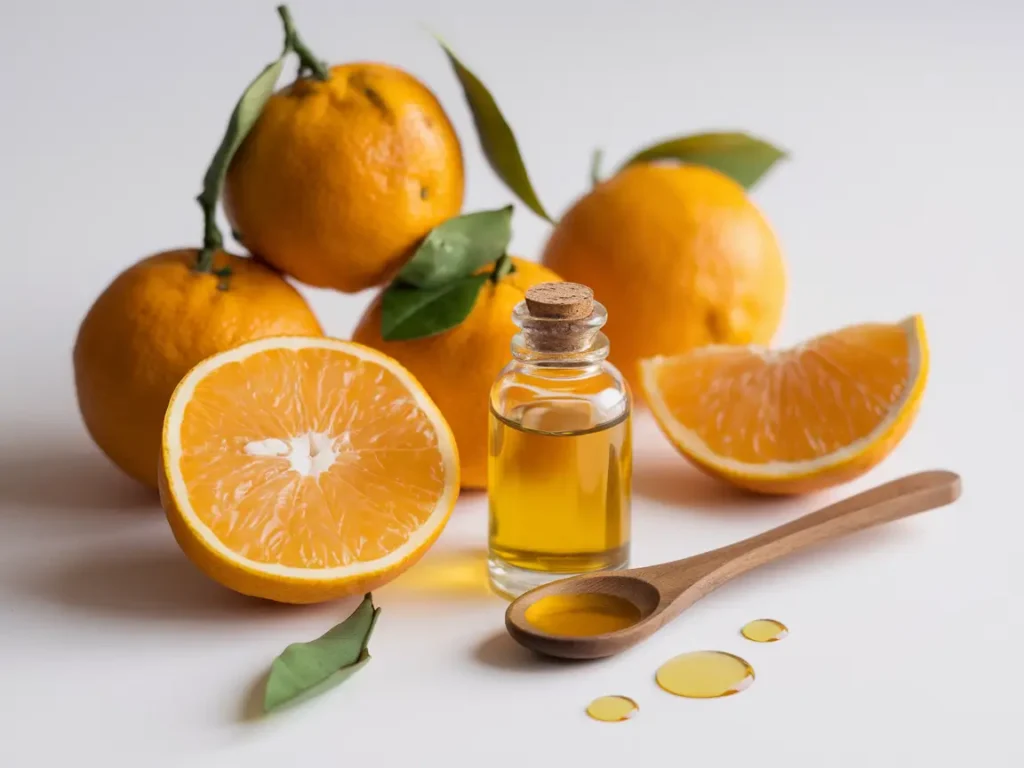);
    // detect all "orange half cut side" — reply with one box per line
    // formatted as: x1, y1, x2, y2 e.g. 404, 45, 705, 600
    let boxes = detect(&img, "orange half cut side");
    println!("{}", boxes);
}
159, 337, 460, 603
640, 316, 928, 494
